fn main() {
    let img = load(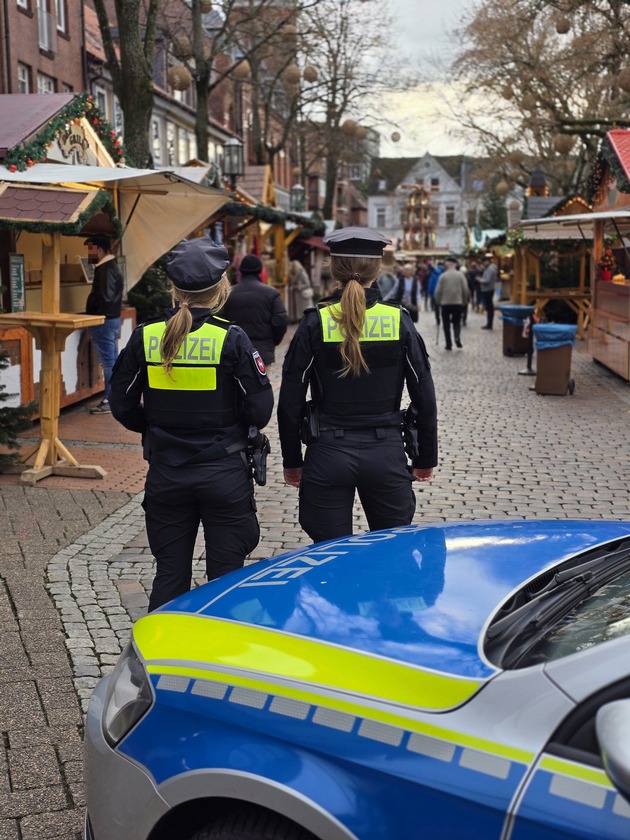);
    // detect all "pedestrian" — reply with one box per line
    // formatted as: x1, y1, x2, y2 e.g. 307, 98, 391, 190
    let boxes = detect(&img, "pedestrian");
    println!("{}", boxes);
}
288, 259, 314, 321
376, 260, 398, 300
277, 226, 438, 544
467, 258, 482, 312
434, 256, 469, 350
480, 253, 498, 329
84, 235, 124, 414
391, 262, 420, 322
221, 254, 289, 365
109, 237, 274, 611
